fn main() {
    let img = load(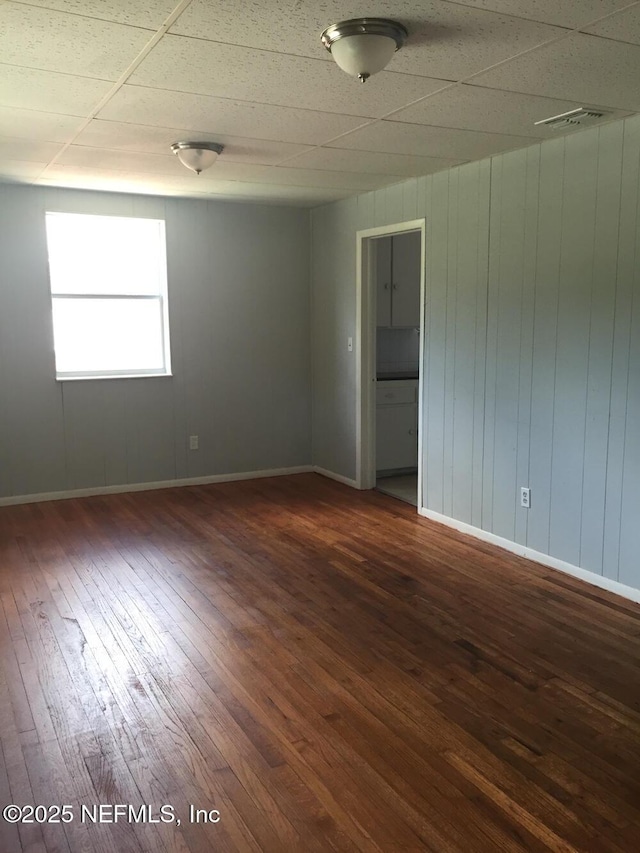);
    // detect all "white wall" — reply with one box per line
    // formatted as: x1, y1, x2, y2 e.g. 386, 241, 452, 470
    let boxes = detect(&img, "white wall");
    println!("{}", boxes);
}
0, 185, 311, 499
311, 114, 640, 593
